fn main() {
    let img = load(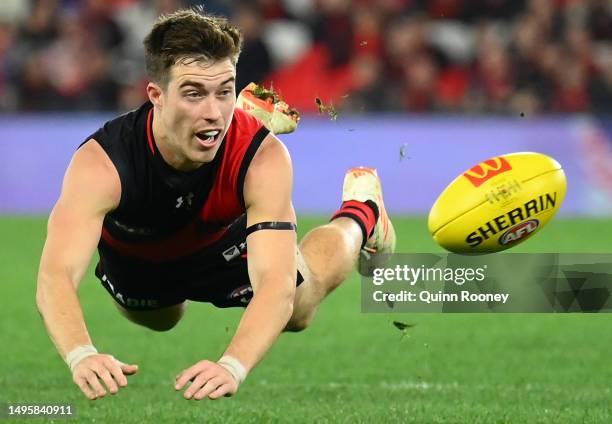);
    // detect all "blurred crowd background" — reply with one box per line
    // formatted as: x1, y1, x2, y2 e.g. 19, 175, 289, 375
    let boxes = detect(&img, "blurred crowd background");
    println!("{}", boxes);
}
0, 0, 610, 115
